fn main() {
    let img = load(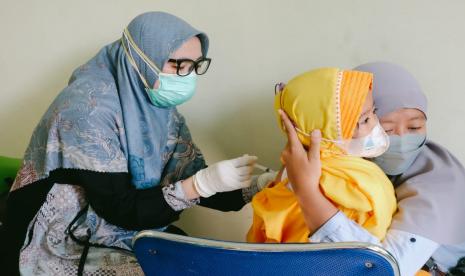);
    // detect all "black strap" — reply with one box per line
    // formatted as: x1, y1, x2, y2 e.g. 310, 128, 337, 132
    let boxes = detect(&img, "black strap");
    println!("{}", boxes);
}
65, 205, 91, 276
65, 204, 131, 276
77, 231, 90, 276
